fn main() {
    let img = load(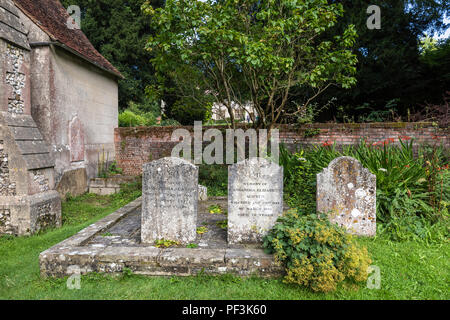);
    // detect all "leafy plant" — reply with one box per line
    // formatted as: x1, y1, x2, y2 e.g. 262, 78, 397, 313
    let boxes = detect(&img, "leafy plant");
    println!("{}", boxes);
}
101, 232, 113, 237
97, 158, 124, 179
107, 161, 123, 175
186, 243, 199, 249
199, 164, 228, 196
122, 267, 134, 277
144, 0, 358, 129
216, 220, 228, 230
378, 214, 449, 244
280, 137, 449, 242
118, 109, 156, 127
155, 239, 180, 248
196, 227, 208, 235
264, 210, 371, 293
208, 205, 223, 214
303, 128, 321, 138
